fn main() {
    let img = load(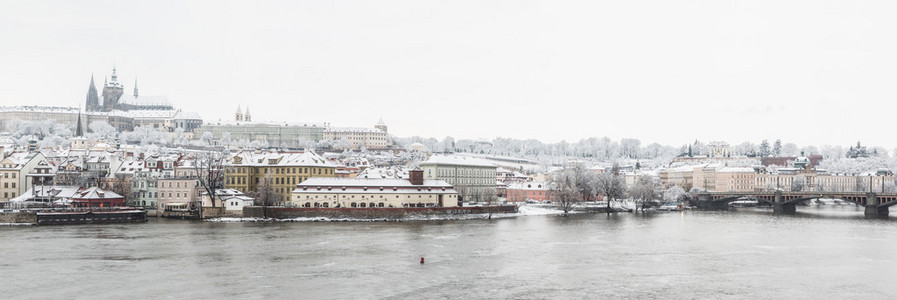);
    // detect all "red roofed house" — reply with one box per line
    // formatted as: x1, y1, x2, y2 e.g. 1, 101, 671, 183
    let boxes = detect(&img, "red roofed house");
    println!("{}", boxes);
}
72, 187, 125, 208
